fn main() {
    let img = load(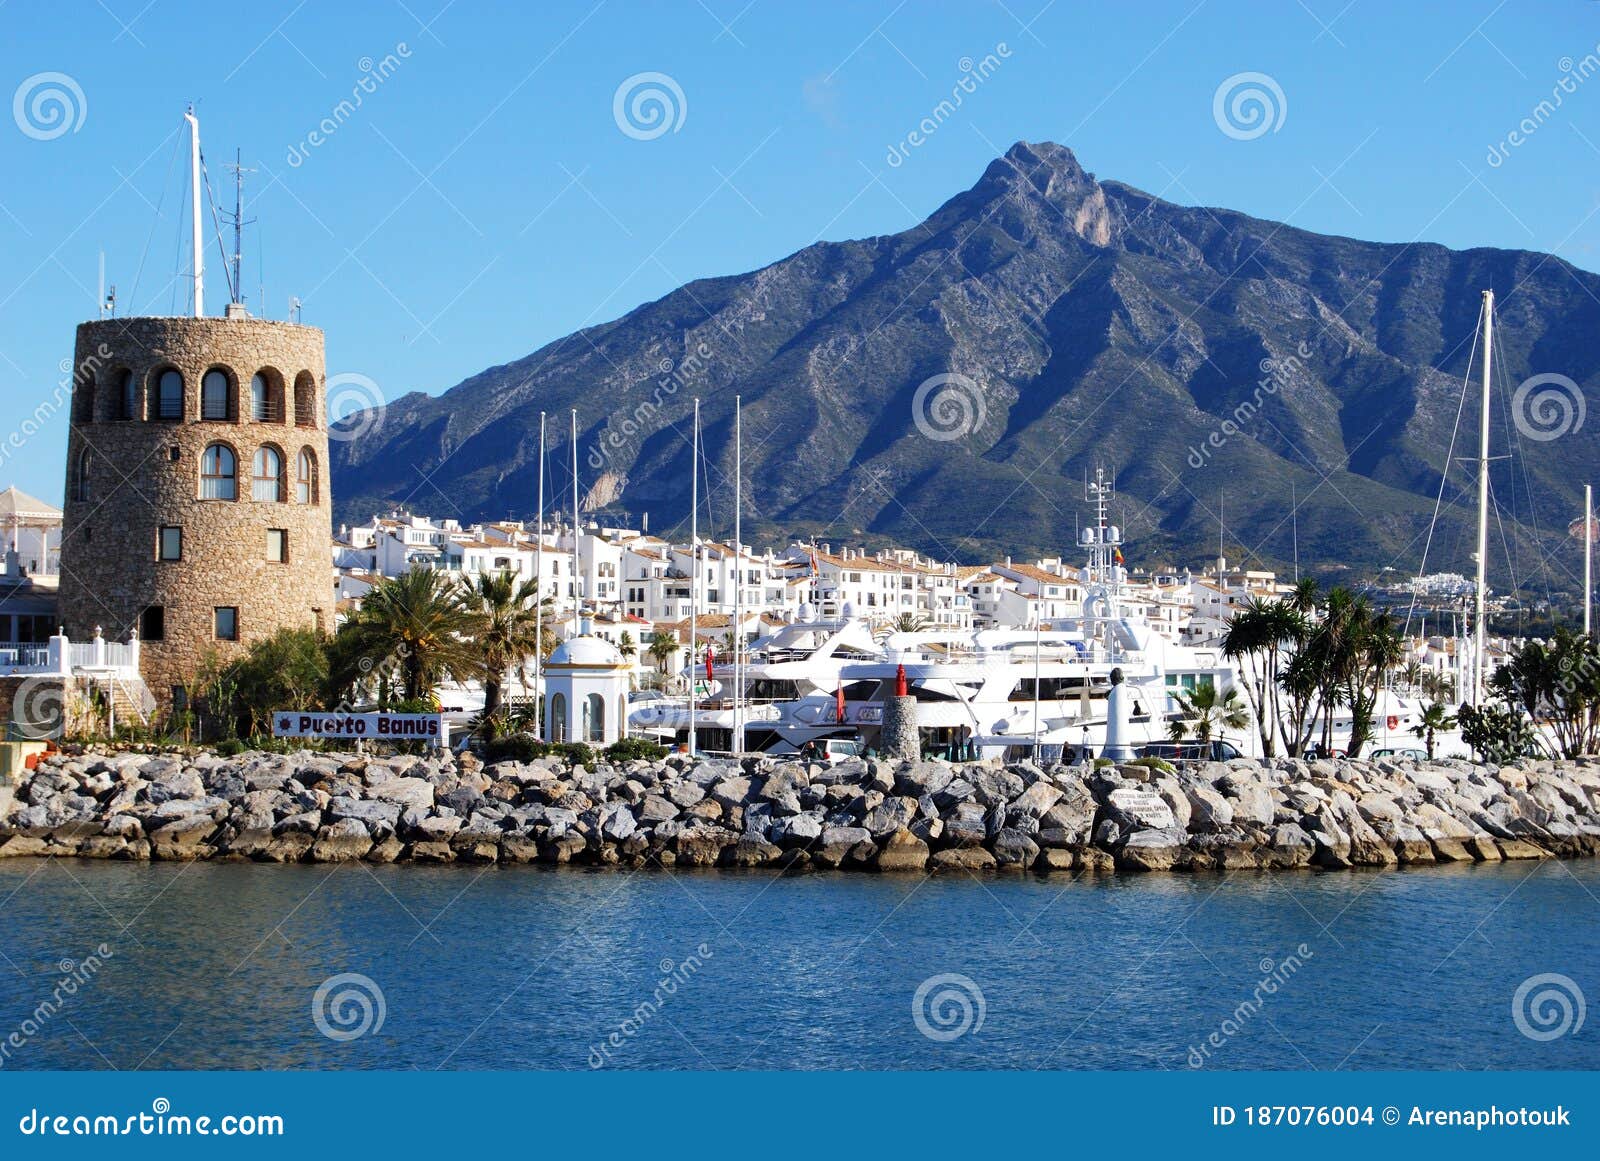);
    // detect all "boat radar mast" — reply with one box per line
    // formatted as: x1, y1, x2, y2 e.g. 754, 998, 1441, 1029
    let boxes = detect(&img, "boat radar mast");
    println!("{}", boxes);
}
1079, 467, 1124, 646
